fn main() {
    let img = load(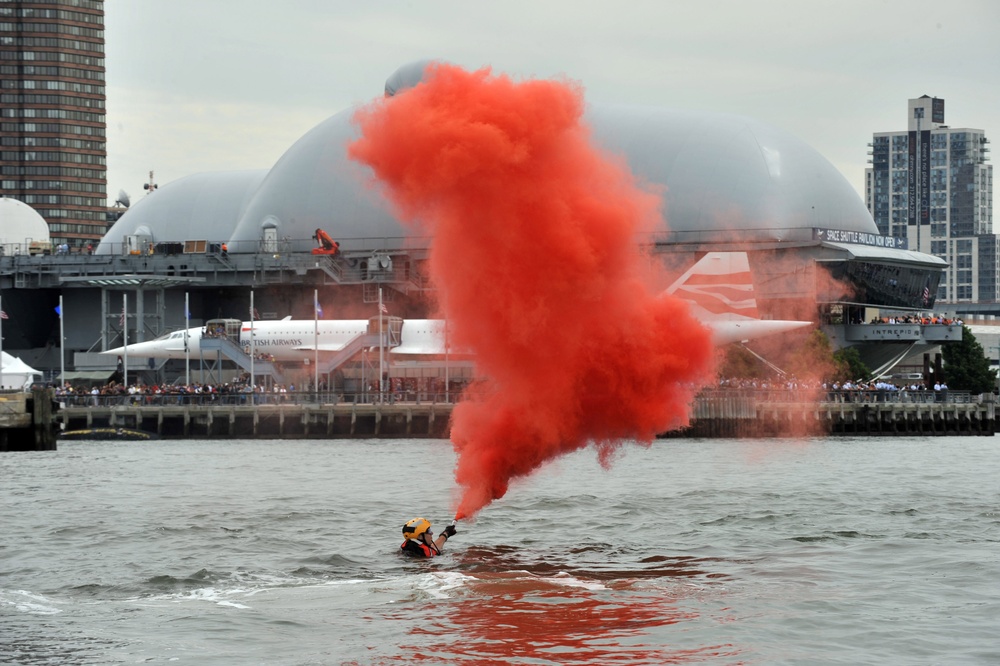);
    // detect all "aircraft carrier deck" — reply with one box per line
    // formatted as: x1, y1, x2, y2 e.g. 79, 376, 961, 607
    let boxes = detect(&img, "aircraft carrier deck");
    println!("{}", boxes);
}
0, 231, 956, 386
